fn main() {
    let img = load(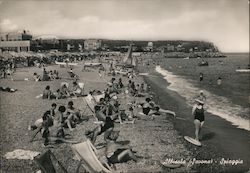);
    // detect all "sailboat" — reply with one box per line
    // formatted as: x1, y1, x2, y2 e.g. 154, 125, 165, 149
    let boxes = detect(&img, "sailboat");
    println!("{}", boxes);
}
116, 44, 137, 68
